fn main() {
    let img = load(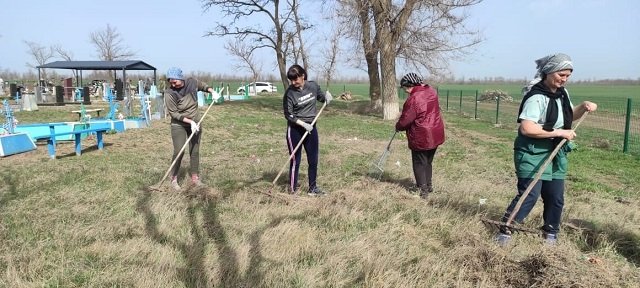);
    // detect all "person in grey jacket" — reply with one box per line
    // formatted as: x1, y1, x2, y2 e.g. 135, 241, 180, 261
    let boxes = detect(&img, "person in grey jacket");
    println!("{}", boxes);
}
164, 67, 215, 190
283, 64, 332, 196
